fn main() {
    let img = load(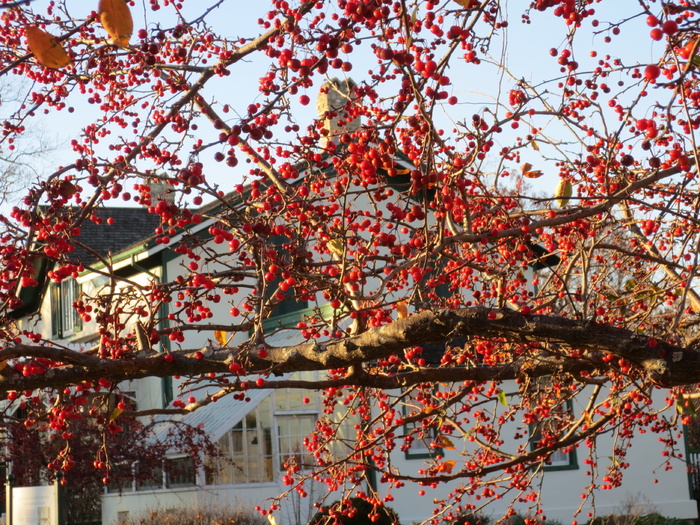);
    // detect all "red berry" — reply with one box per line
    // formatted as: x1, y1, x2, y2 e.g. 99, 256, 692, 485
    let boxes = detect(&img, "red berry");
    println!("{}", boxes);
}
644, 64, 661, 80
646, 15, 659, 27
164, 353, 175, 363
650, 28, 664, 41
661, 20, 678, 35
